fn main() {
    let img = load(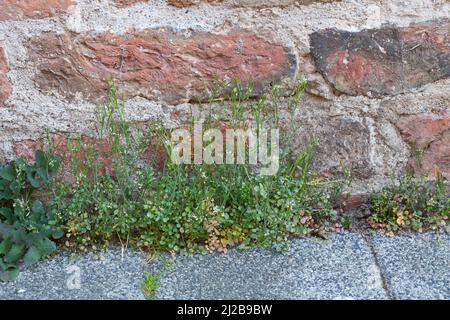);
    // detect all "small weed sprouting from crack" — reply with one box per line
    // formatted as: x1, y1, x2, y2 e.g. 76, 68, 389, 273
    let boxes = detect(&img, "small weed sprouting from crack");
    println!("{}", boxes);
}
142, 272, 161, 300
142, 253, 175, 300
